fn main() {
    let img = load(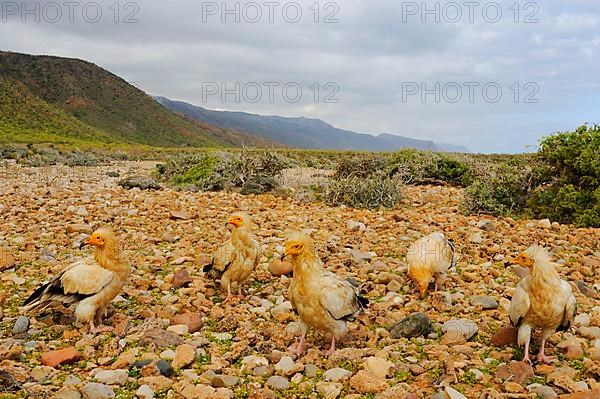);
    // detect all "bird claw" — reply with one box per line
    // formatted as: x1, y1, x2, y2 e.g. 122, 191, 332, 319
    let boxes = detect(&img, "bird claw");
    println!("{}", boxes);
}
536, 354, 557, 364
